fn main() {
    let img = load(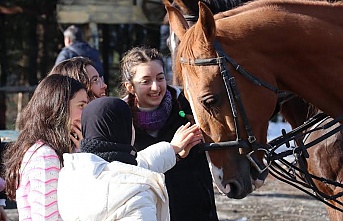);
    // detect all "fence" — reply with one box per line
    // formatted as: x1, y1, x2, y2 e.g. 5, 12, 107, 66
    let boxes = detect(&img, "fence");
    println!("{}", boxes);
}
0, 86, 37, 130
